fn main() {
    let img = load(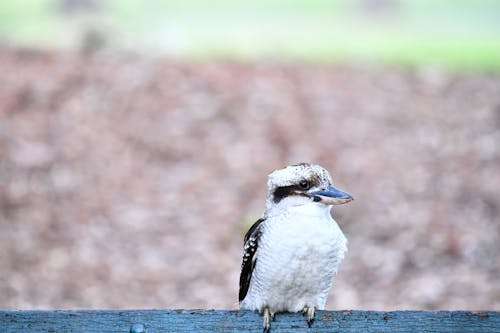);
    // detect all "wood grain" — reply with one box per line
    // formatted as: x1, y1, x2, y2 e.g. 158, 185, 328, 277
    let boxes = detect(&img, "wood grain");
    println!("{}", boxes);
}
1, 310, 498, 333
